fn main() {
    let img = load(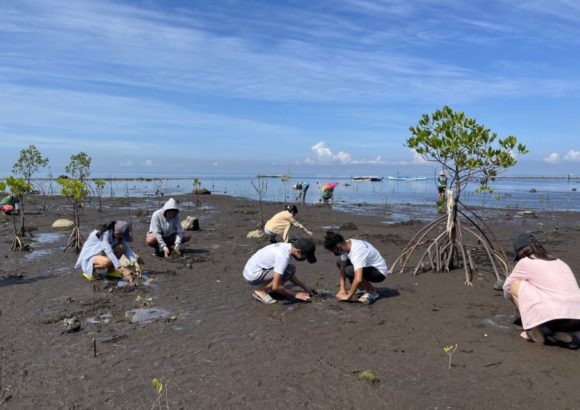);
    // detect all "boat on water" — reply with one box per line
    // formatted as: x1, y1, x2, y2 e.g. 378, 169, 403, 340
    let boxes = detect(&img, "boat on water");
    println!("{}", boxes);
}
352, 176, 384, 182
256, 174, 291, 179
387, 176, 427, 182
